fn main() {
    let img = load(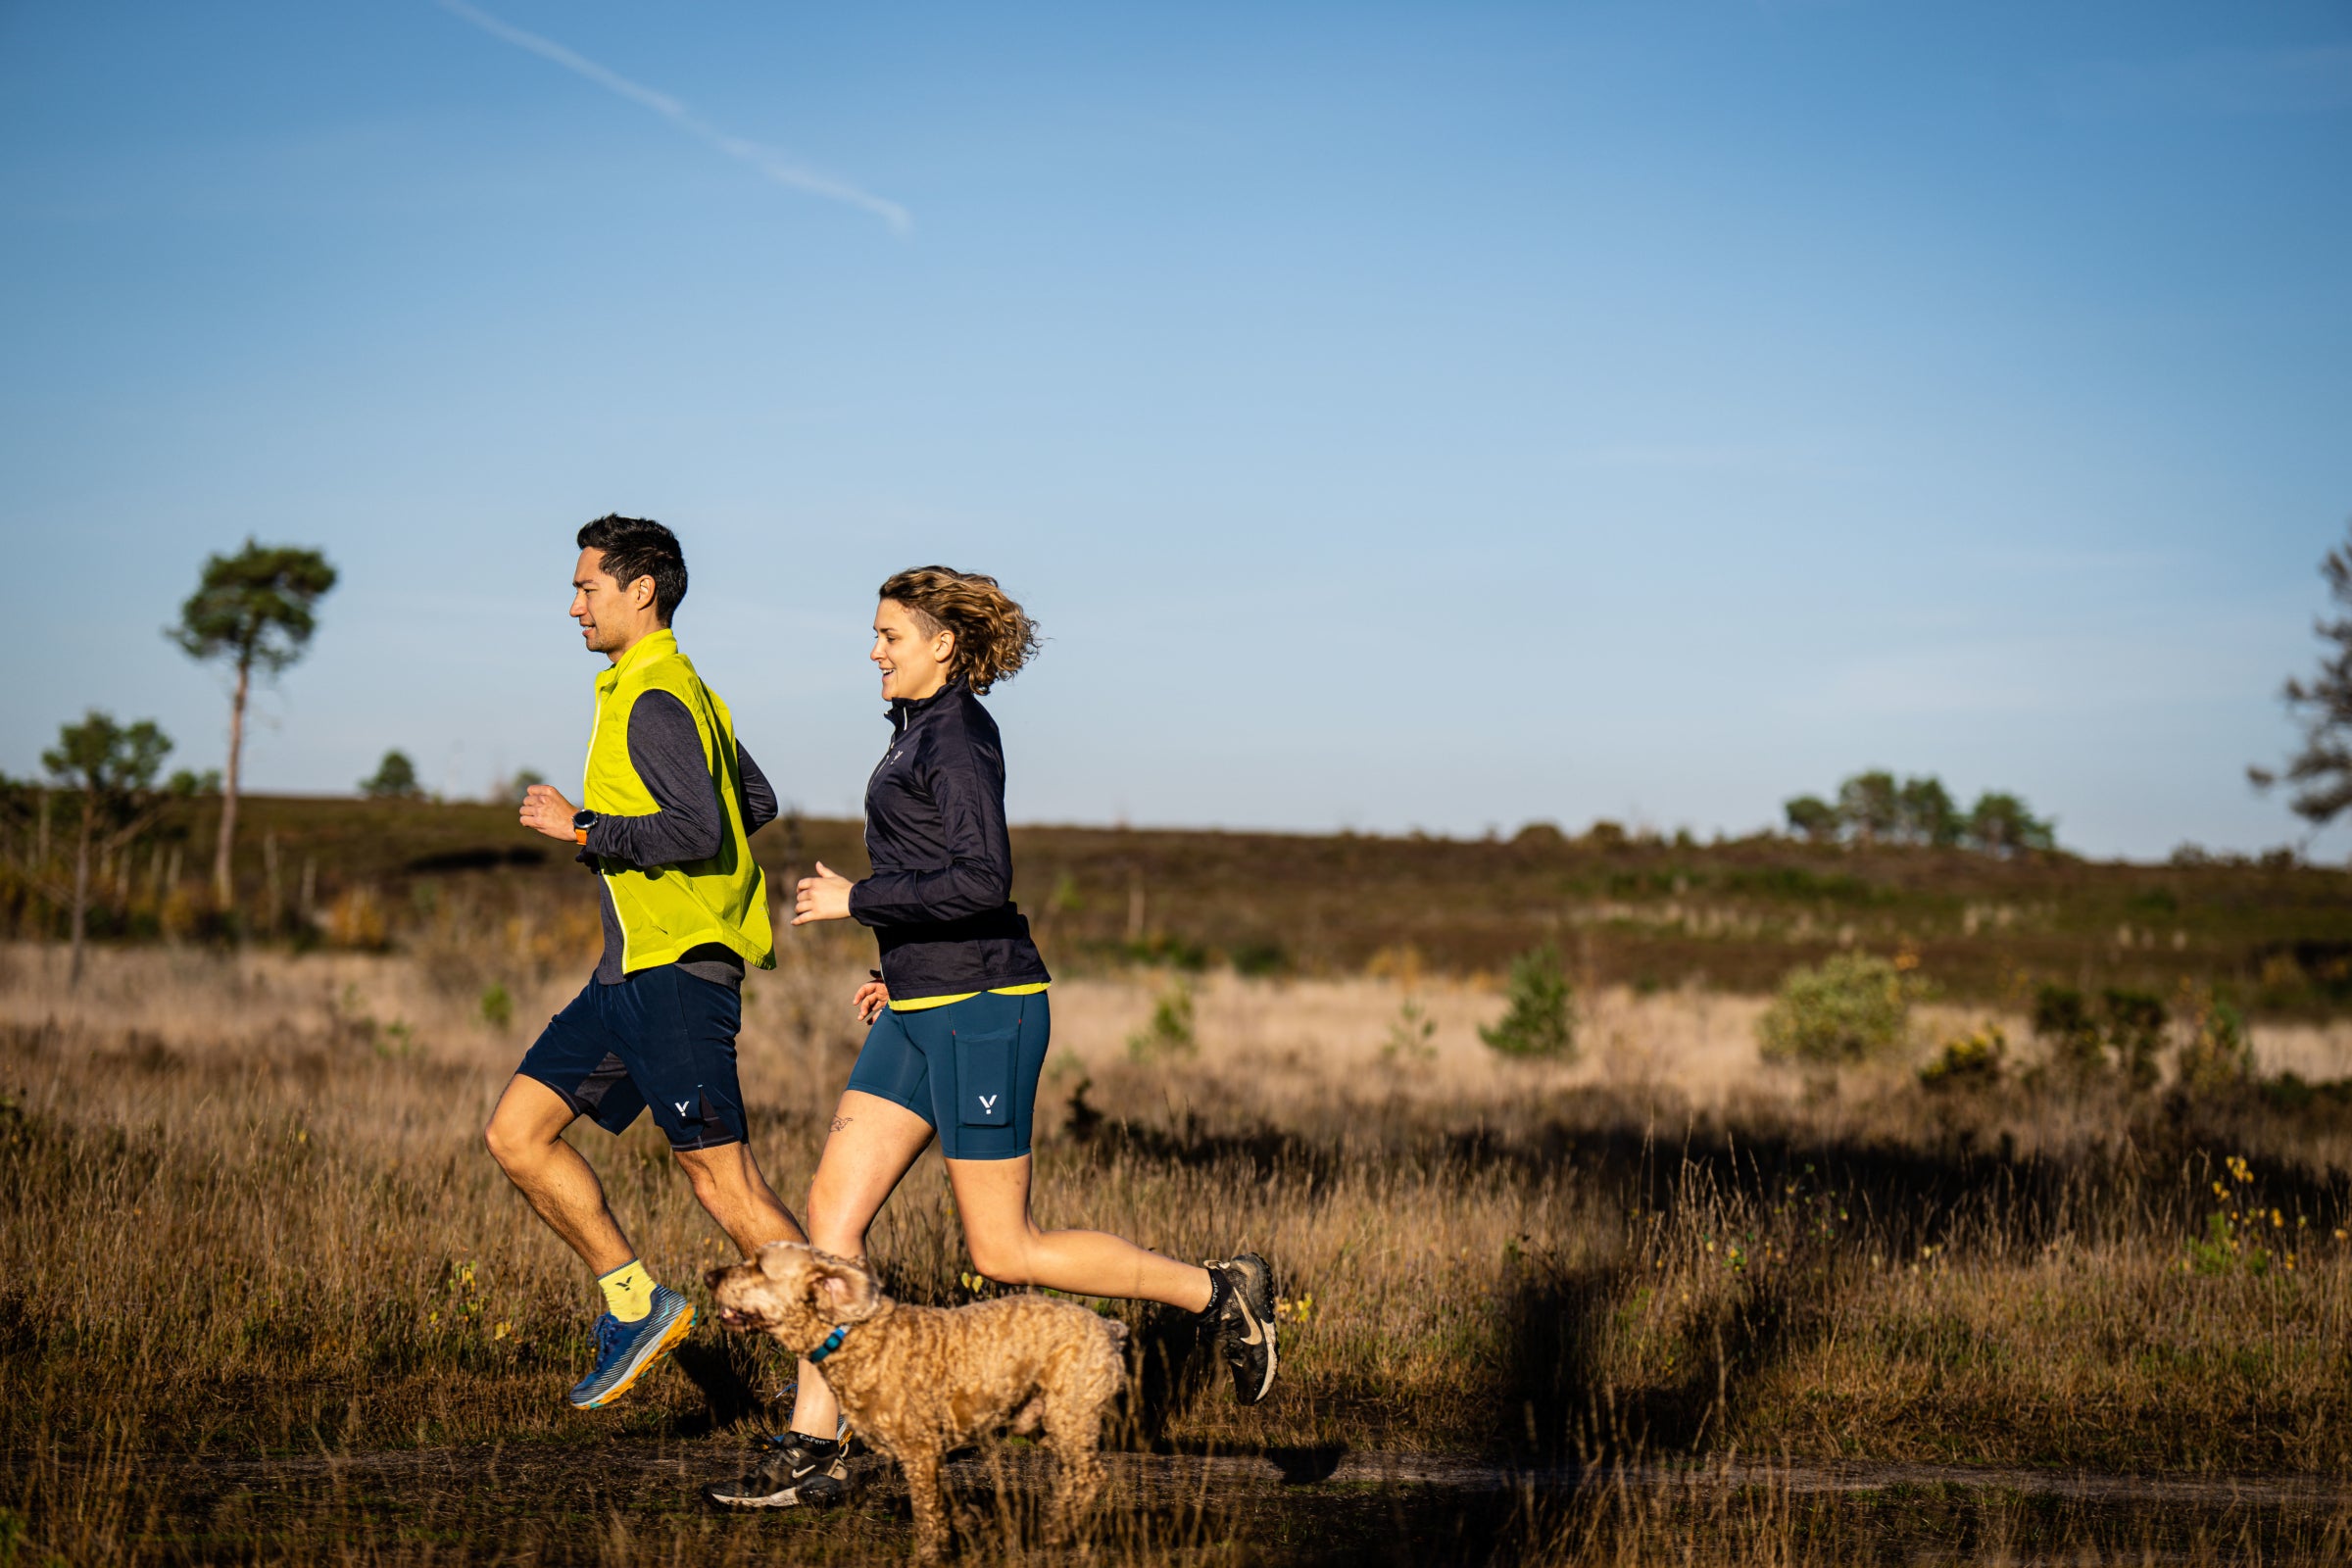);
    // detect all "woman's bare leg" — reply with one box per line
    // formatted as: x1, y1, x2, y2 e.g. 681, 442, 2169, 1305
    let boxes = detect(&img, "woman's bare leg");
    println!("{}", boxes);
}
947, 1155, 1213, 1312
784, 1089, 936, 1439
